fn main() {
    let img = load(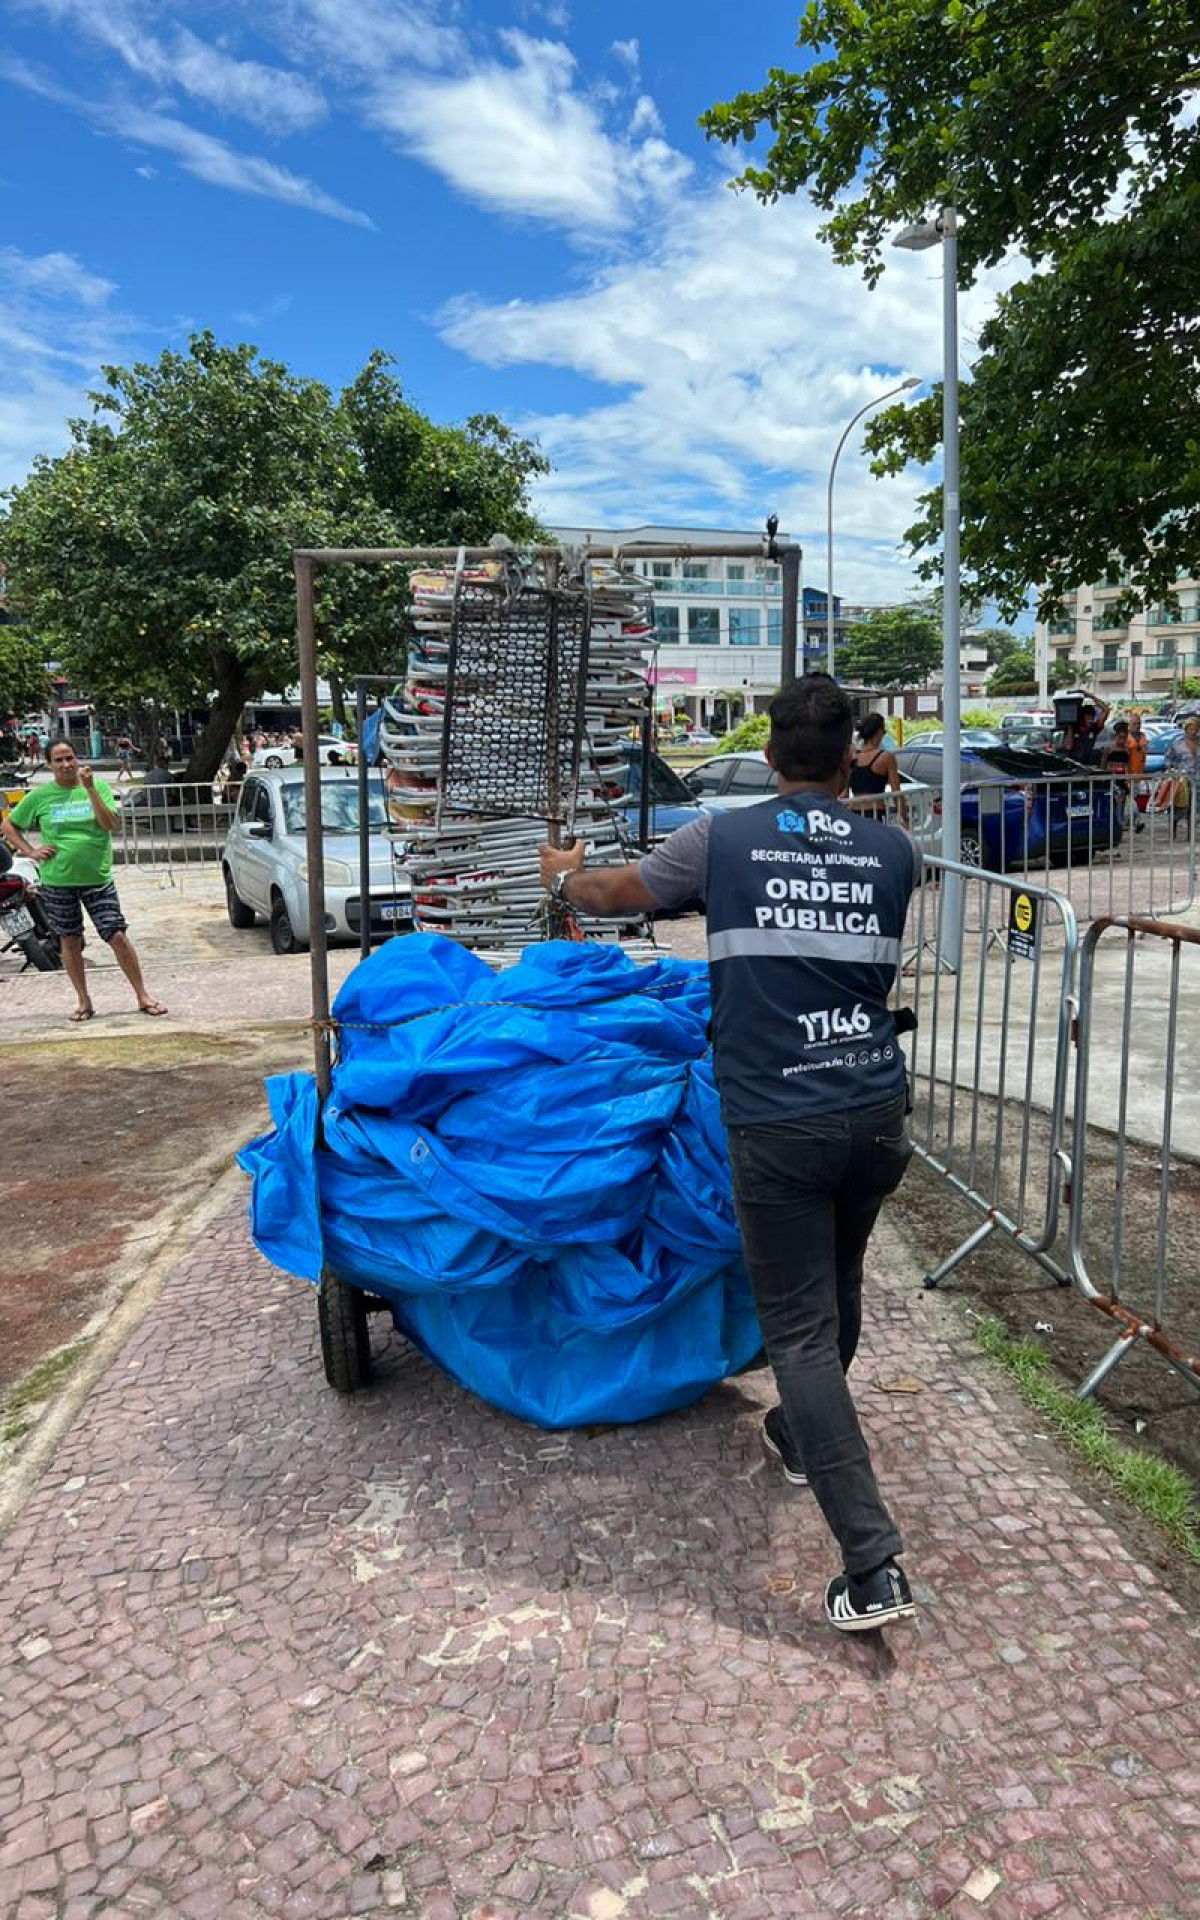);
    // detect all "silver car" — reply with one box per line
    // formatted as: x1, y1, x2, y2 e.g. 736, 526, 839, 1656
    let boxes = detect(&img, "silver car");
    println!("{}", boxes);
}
682, 748, 938, 853
221, 767, 411, 954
